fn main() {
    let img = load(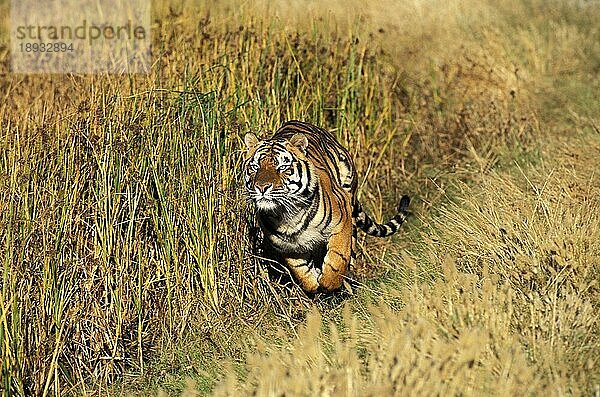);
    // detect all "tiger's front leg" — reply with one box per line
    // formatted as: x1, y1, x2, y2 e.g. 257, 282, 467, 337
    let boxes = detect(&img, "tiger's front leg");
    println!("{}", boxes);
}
318, 213, 353, 292
283, 256, 321, 293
